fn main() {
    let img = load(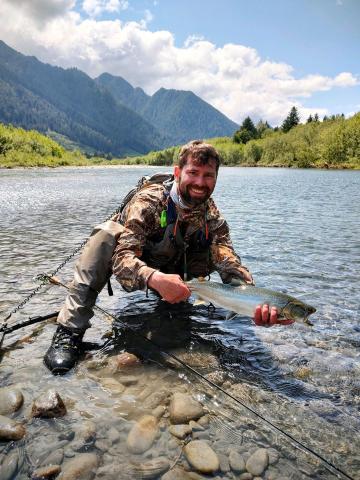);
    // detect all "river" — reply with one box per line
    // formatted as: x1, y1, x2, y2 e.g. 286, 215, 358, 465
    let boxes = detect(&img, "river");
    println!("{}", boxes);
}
0, 166, 359, 479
